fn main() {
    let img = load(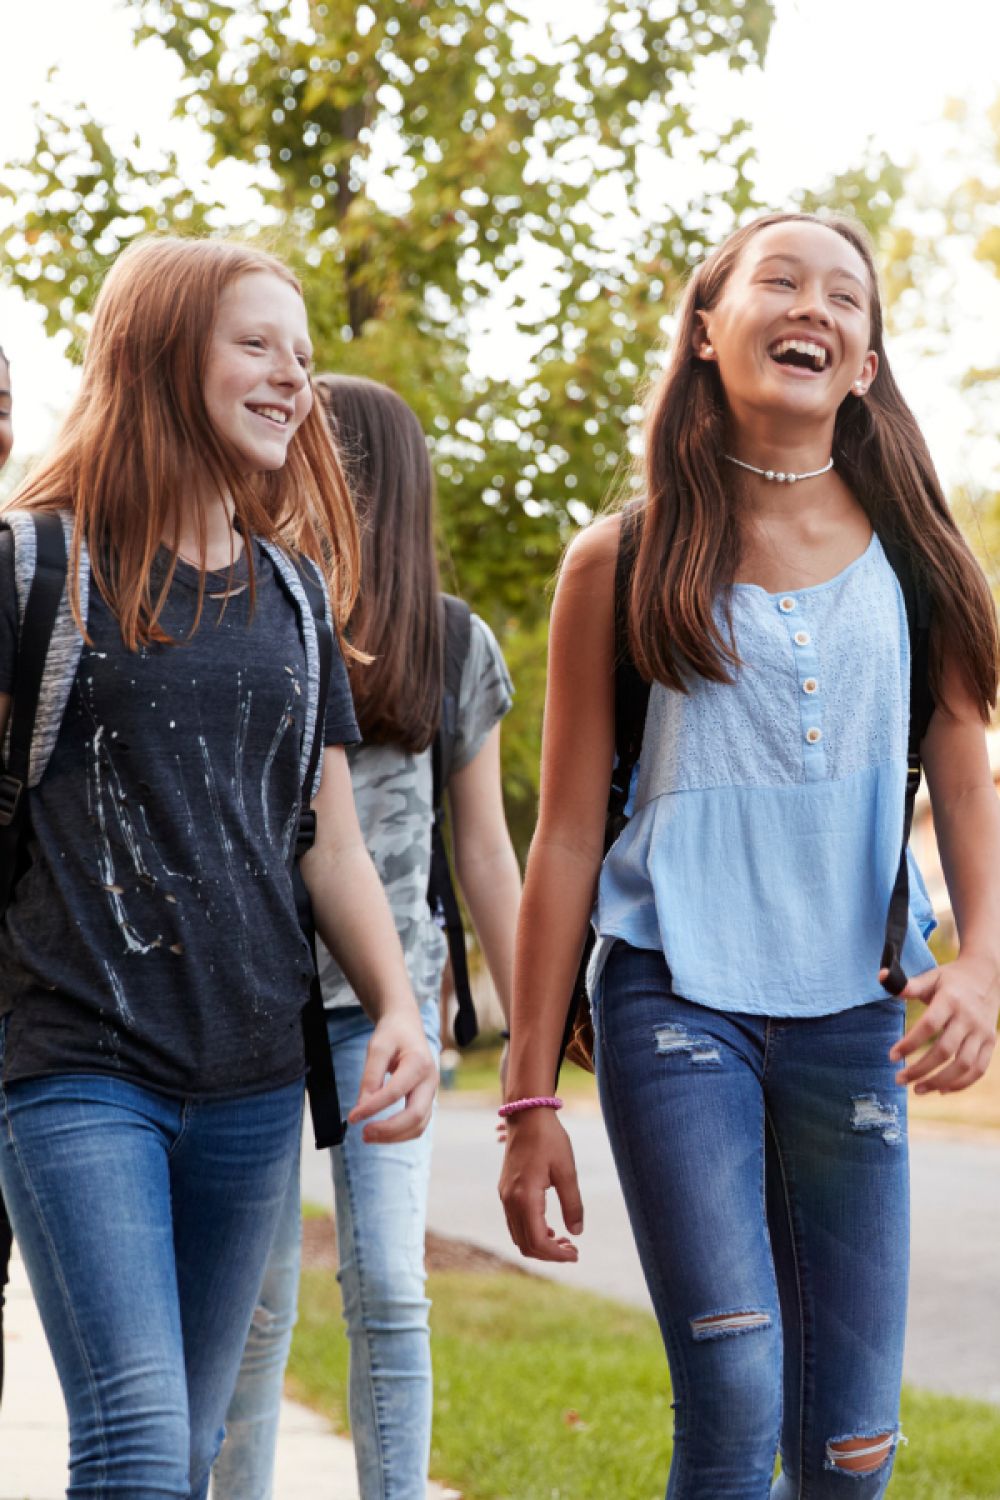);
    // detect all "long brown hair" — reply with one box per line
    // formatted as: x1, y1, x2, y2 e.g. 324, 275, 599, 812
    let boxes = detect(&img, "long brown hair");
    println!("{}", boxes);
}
629, 211, 998, 717
315, 374, 442, 752
7, 236, 359, 646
